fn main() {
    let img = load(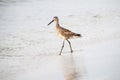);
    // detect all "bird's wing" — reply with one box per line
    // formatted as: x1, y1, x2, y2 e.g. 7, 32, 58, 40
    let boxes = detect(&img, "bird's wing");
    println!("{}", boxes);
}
60, 26, 72, 33
59, 26, 75, 36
